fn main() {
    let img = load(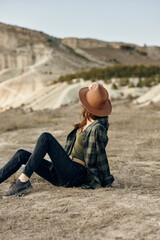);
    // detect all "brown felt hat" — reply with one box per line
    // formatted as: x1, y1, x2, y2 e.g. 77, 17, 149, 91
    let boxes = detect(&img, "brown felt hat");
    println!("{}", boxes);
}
79, 84, 112, 116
